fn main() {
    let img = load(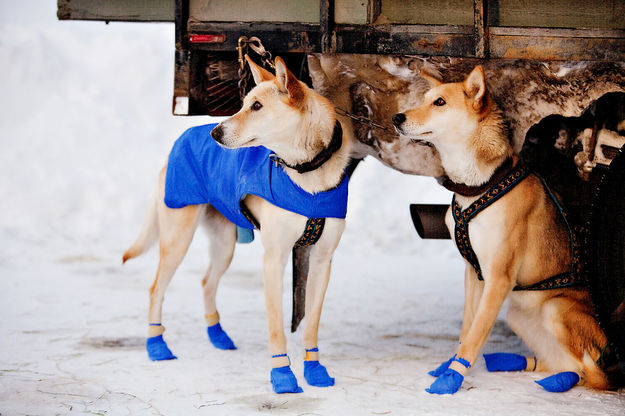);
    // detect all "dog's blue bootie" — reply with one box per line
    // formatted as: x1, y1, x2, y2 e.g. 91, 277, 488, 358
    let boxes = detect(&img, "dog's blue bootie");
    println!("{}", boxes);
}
207, 323, 237, 350
146, 335, 177, 361
270, 366, 304, 394
426, 368, 464, 395
484, 352, 527, 372
429, 354, 455, 377
535, 371, 580, 392
304, 361, 335, 387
